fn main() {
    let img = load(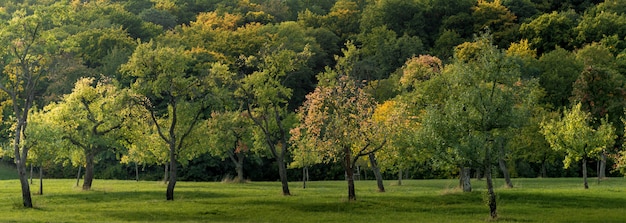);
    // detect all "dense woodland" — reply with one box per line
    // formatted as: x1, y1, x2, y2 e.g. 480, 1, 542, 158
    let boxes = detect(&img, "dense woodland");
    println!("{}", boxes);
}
1, 0, 626, 214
